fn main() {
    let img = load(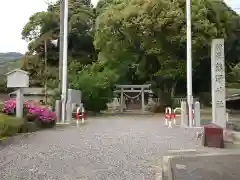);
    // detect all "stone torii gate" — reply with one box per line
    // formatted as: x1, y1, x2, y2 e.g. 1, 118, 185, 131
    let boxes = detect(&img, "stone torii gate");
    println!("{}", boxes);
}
114, 84, 152, 113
